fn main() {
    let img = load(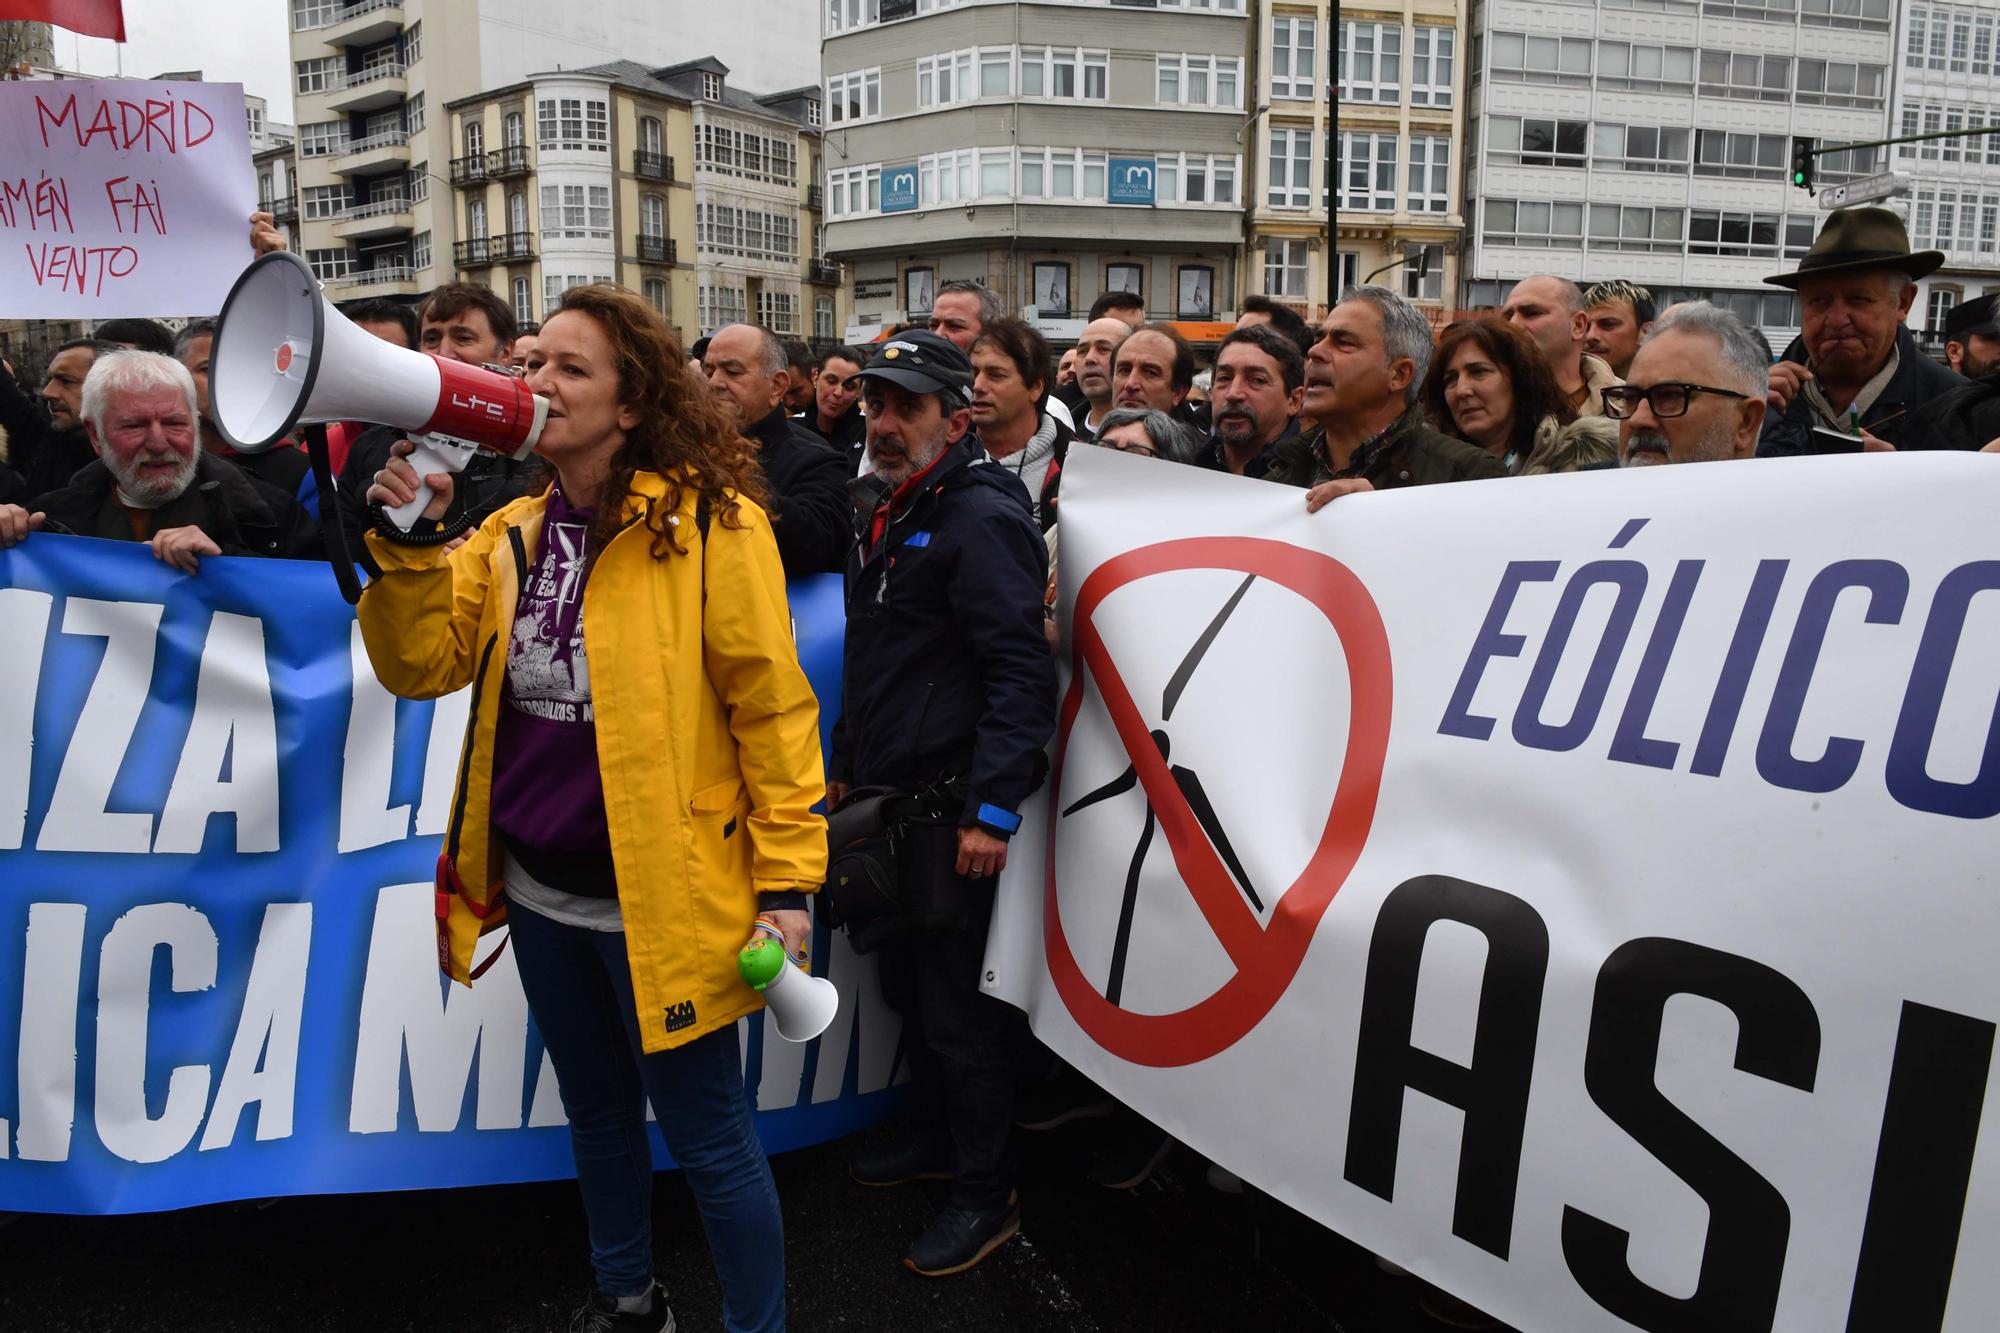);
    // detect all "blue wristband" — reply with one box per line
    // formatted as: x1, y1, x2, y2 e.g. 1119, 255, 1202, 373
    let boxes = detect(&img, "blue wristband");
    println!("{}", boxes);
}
976, 803, 1022, 835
